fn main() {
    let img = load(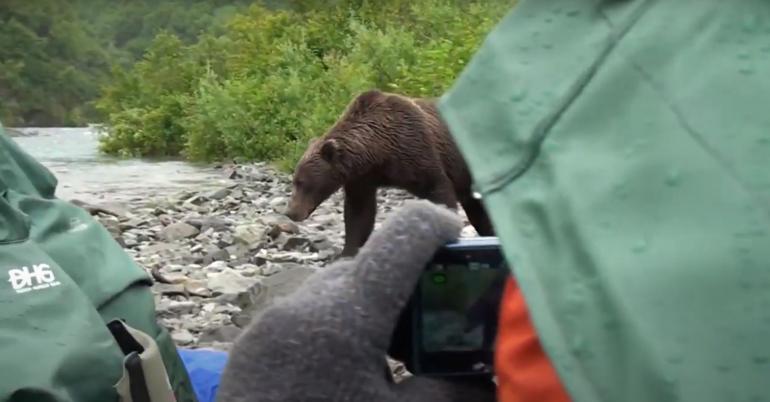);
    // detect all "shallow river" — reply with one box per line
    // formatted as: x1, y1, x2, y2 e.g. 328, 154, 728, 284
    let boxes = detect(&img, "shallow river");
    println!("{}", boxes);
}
8, 127, 232, 205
